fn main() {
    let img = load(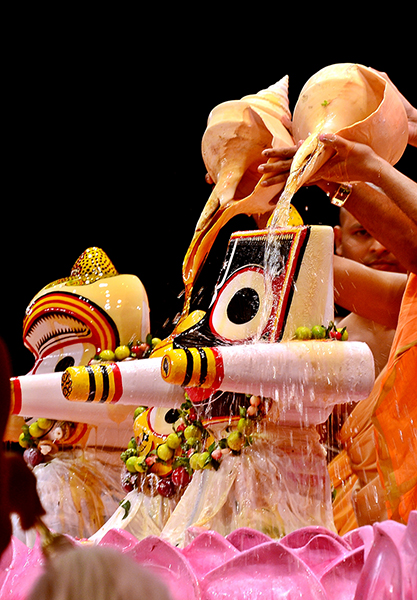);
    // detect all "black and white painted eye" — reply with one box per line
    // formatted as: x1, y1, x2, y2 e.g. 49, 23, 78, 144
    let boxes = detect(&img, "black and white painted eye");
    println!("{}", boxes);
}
54, 356, 76, 372
30, 342, 96, 374
209, 267, 272, 342
164, 409, 180, 424
148, 407, 182, 438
